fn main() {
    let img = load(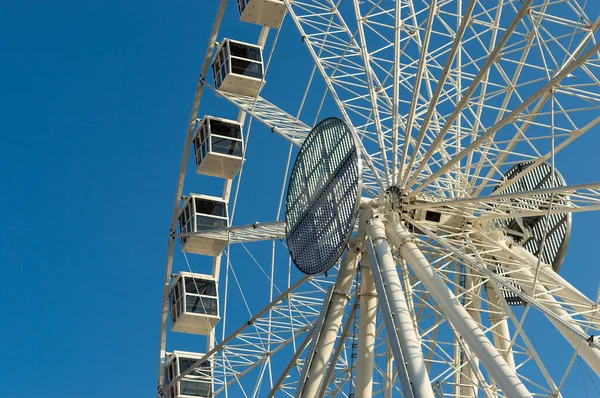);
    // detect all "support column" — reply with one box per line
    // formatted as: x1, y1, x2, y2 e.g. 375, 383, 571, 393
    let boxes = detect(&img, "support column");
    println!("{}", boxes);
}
299, 244, 361, 397
459, 274, 482, 398
502, 244, 600, 377
355, 258, 378, 398
385, 220, 532, 398
511, 244, 600, 328
385, 349, 394, 398
368, 218, 435, 398
484, 283, 516, 370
